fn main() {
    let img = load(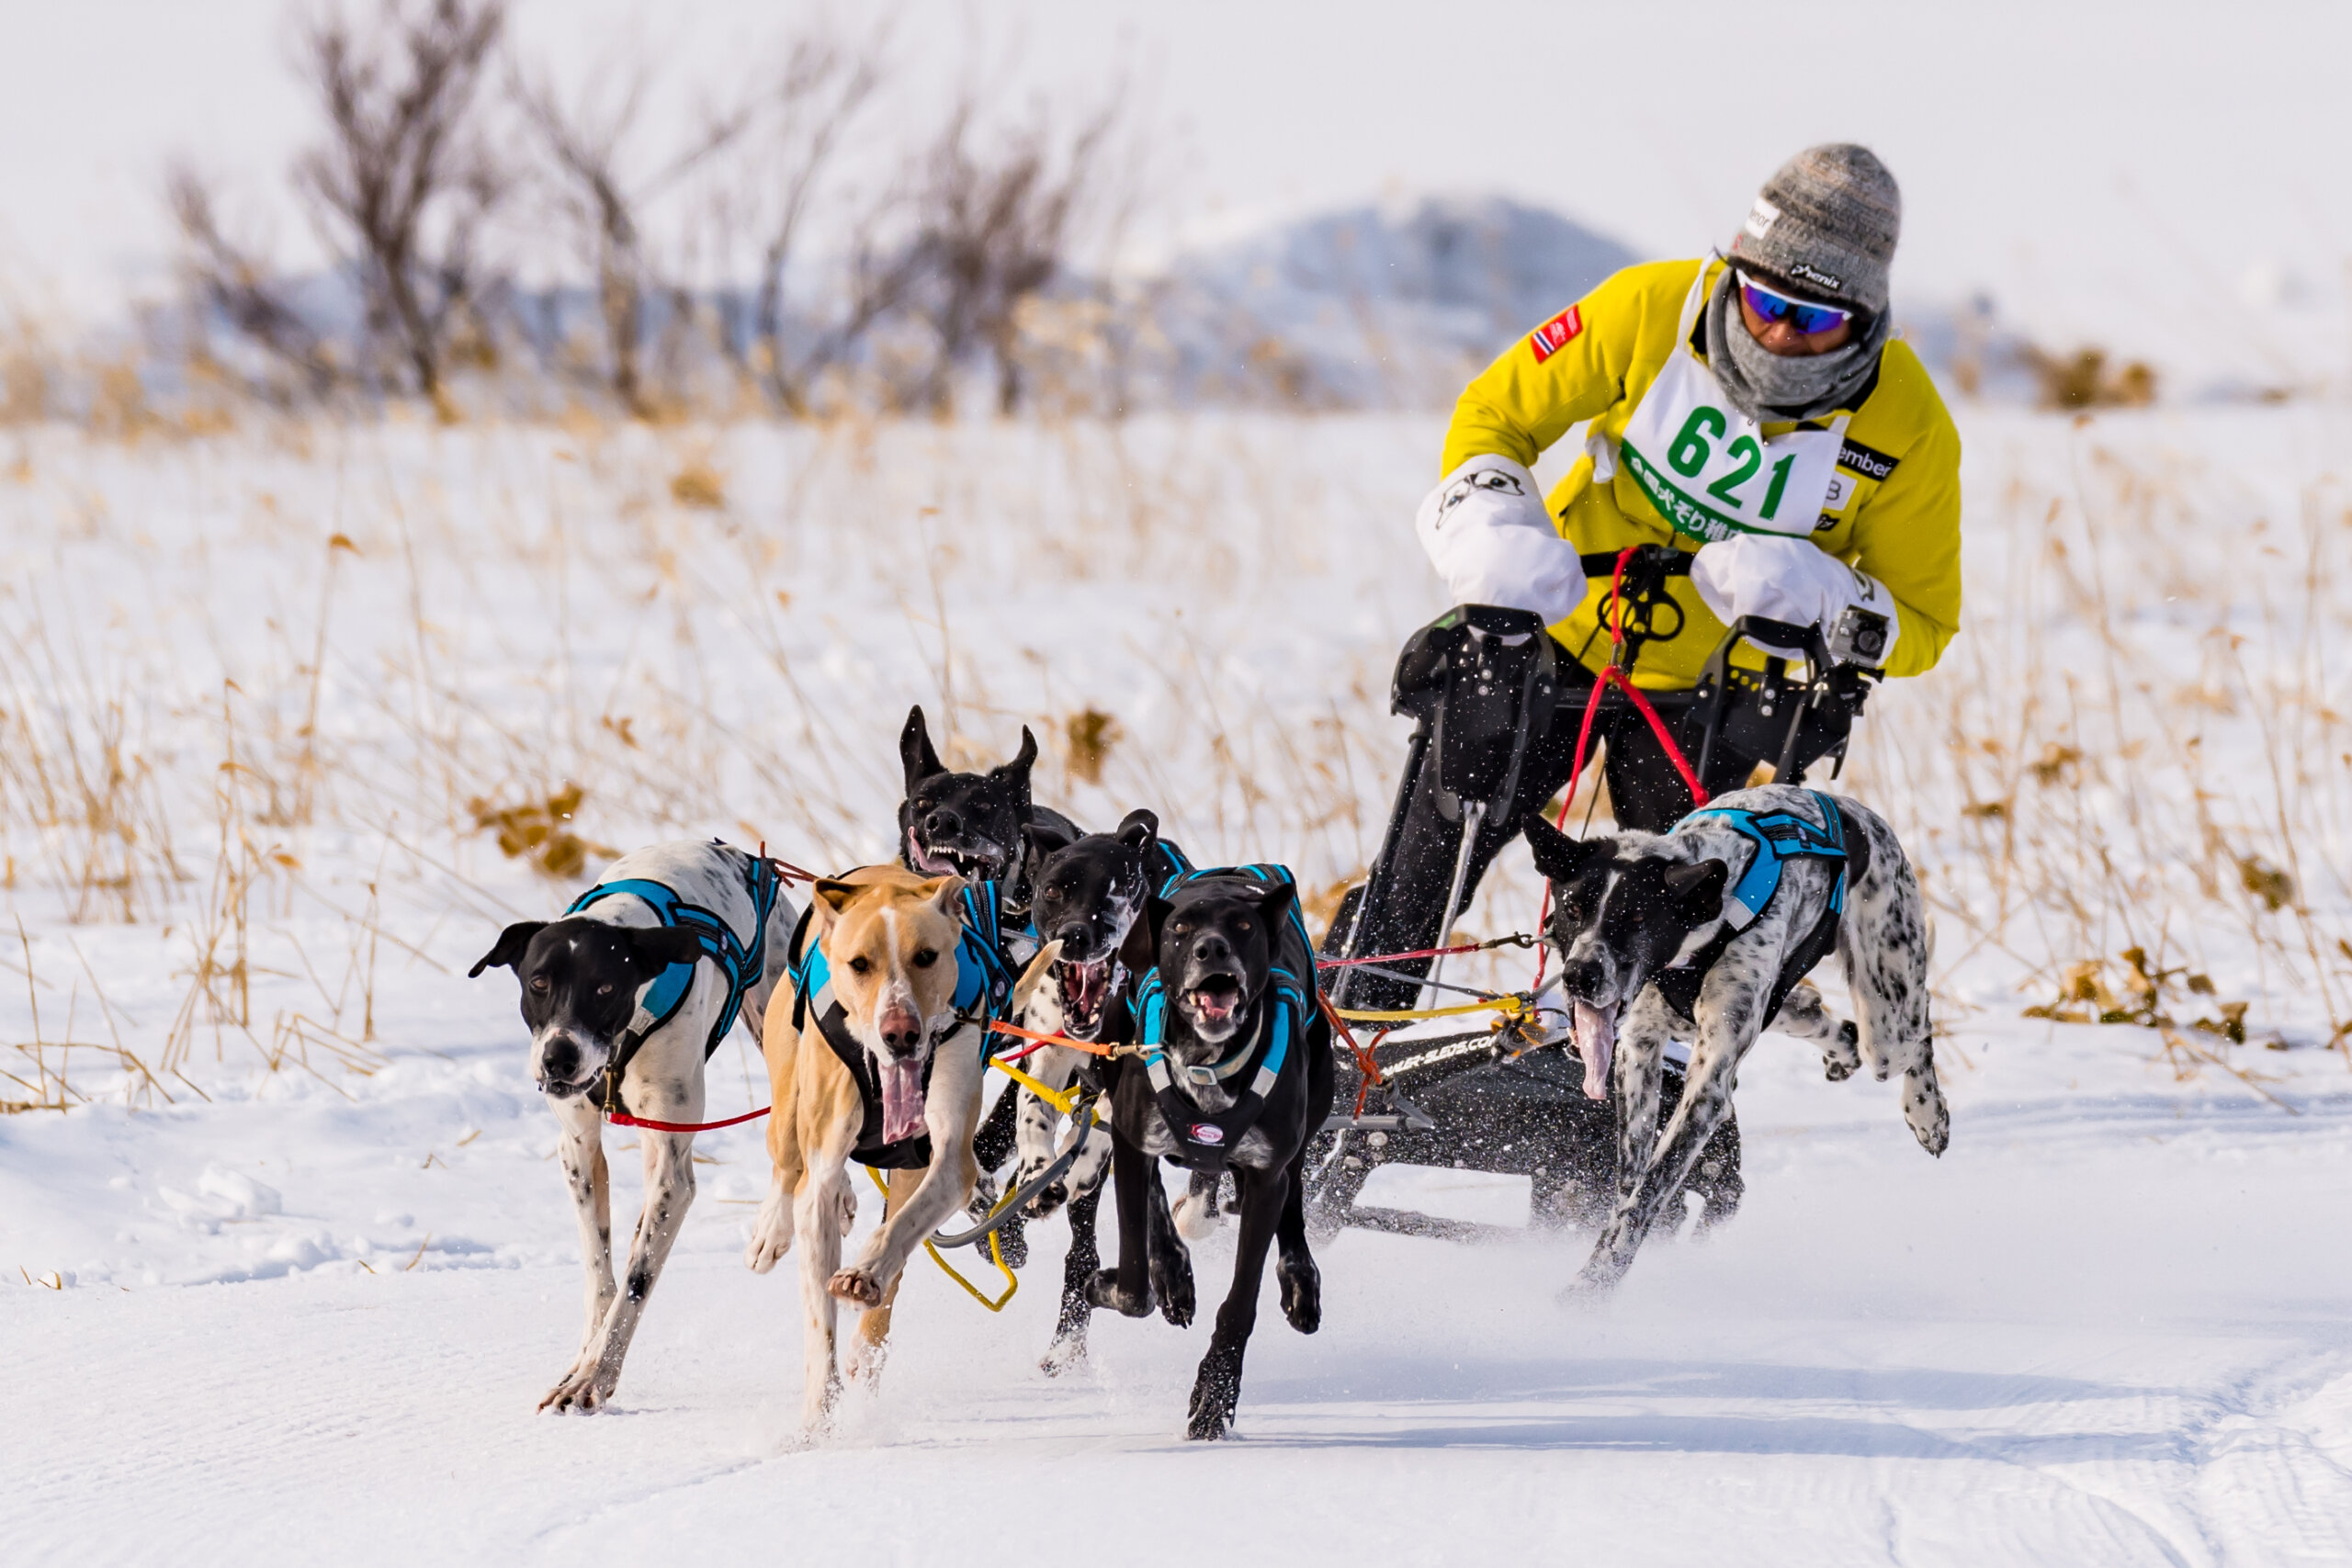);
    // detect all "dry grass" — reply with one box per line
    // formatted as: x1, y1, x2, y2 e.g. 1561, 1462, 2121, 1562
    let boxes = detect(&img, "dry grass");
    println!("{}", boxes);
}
1850, 419, 2352, 1060
0, 401, 2346, 1110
